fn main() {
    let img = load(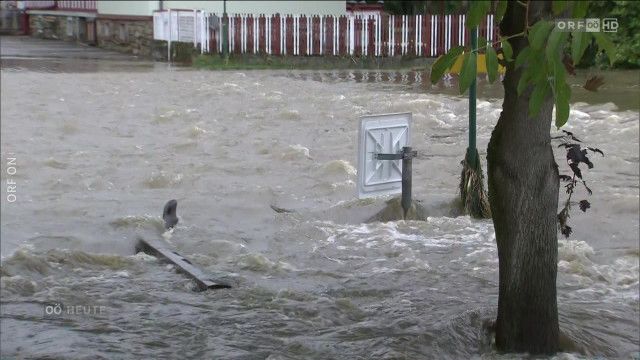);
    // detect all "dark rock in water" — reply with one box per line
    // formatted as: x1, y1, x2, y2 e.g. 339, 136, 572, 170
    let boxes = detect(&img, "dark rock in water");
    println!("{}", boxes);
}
163, 199, 179, 230
367, 197, 429, 222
